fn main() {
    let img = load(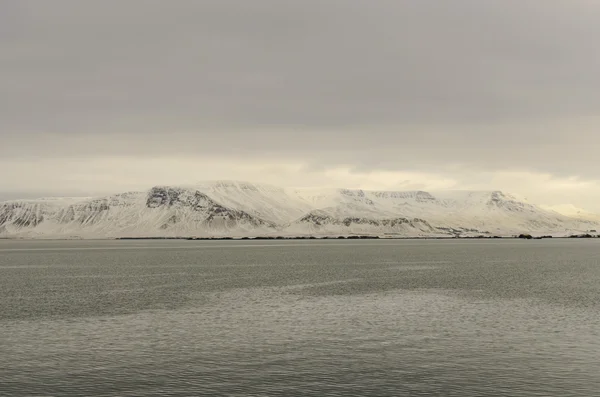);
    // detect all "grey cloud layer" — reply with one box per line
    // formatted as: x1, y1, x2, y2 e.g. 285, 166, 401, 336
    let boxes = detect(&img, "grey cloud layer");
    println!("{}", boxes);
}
2, 1, 600, 176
